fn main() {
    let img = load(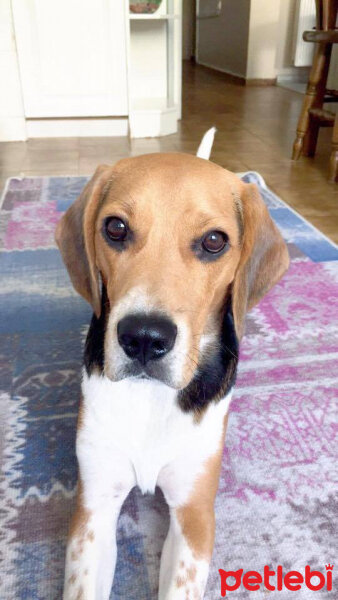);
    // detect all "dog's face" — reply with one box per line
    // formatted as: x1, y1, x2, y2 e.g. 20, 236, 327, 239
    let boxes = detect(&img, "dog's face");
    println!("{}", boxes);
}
56, 153, 289, 396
